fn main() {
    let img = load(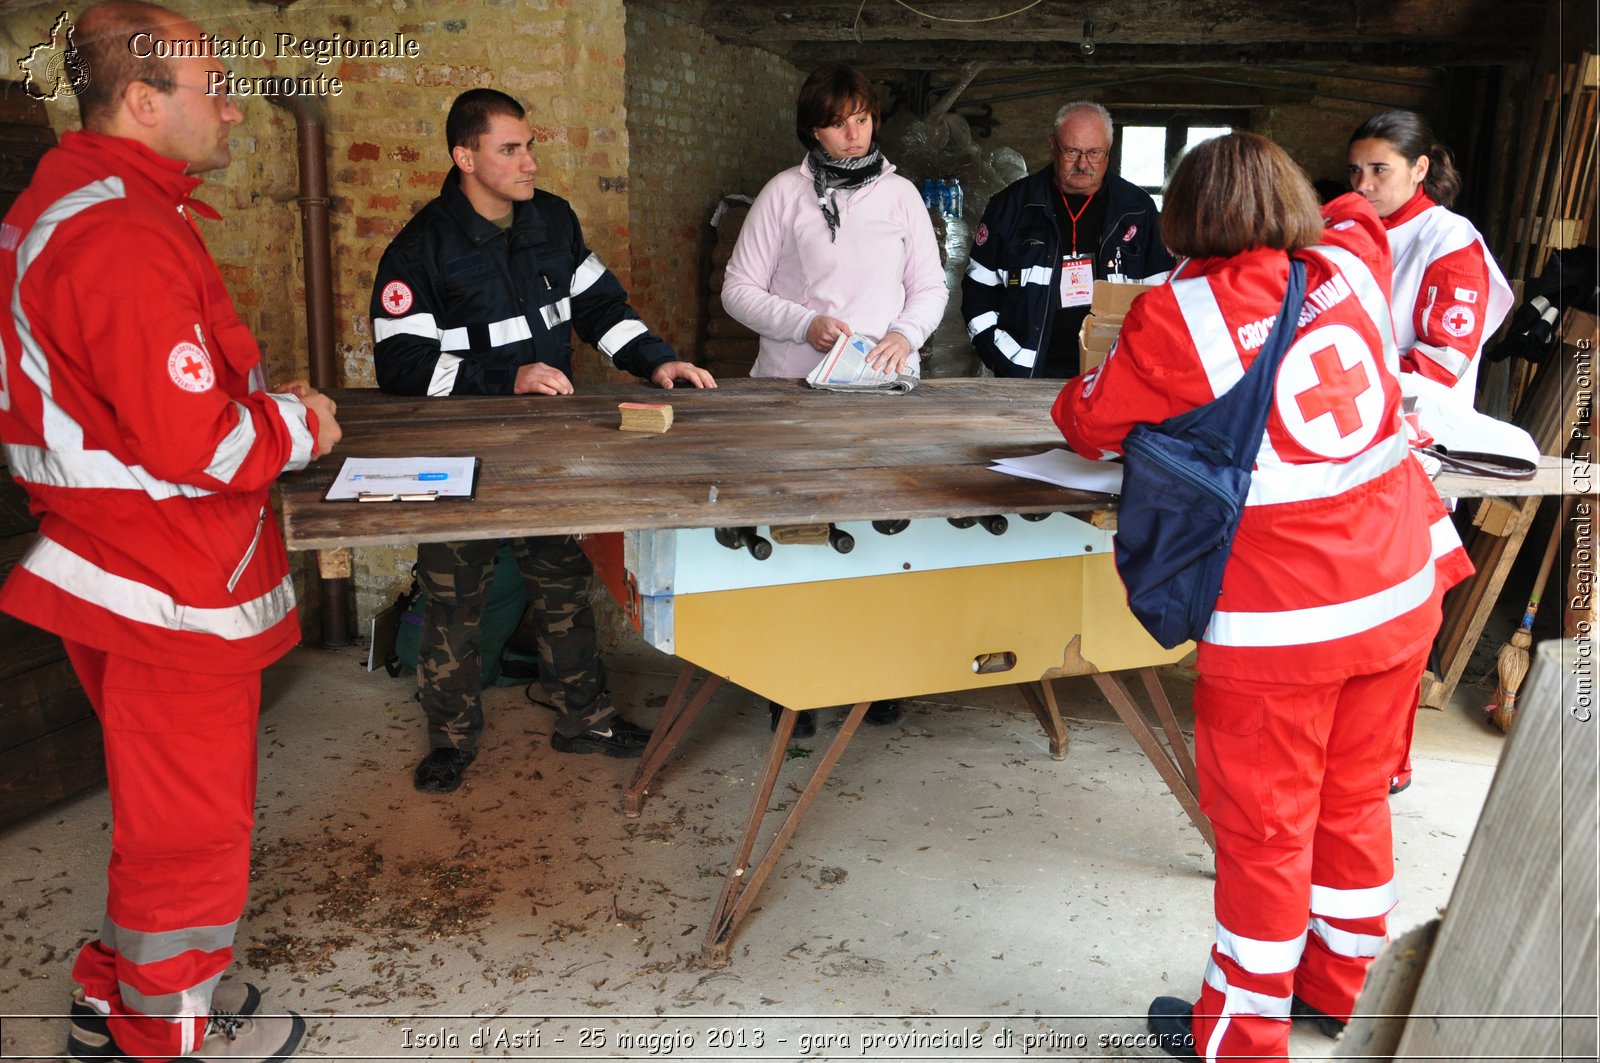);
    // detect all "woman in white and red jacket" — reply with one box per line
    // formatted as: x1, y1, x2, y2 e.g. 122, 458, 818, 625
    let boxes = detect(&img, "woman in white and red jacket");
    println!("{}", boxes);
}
1348, 110, 1513, 408
1348, 109, 1513, 793
1053, 133, 1472, 1063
